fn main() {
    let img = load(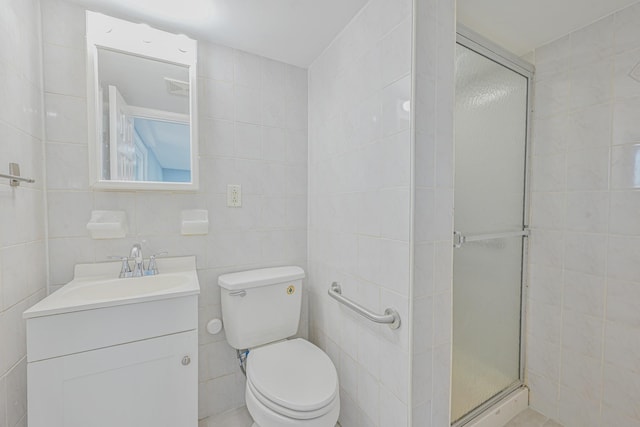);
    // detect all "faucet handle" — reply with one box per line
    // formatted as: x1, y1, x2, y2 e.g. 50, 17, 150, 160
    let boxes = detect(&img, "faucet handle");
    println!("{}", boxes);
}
108, 256, 132, 278
146, 251, 168, 276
